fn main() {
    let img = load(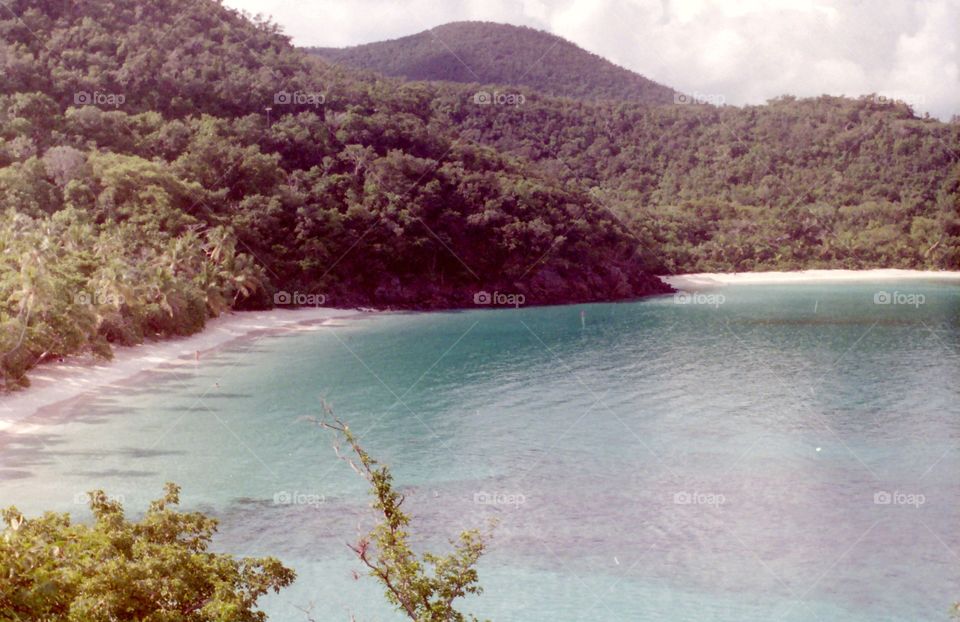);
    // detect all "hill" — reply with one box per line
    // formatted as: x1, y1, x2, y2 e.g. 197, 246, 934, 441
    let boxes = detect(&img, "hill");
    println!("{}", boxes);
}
1, 1, 958, 389
435, 89, 960, 272
0, 0, 669, 388
307, 21, 677, 104
308, 22, 960, 273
